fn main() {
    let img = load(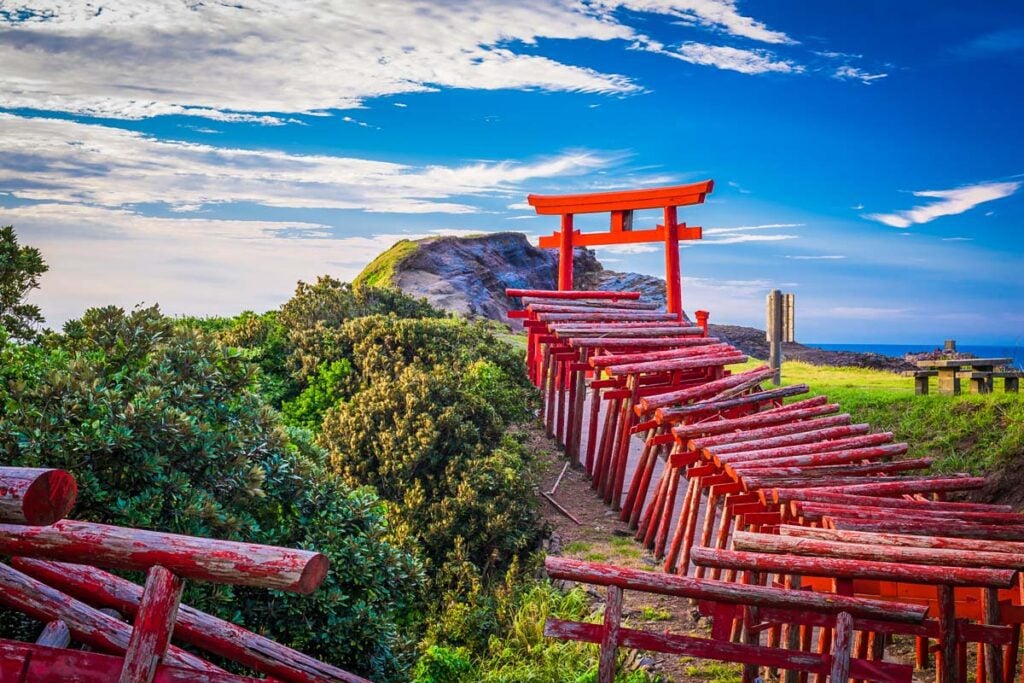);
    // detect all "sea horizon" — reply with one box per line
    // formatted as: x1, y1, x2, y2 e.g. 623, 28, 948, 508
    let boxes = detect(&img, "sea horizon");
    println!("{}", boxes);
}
808, 342, 1024, 369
